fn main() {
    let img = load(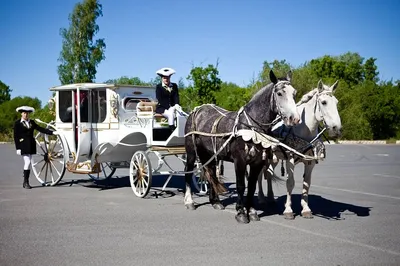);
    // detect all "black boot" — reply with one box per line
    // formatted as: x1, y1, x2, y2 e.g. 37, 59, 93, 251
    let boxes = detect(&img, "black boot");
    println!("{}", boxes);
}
23, 170, 32, 189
